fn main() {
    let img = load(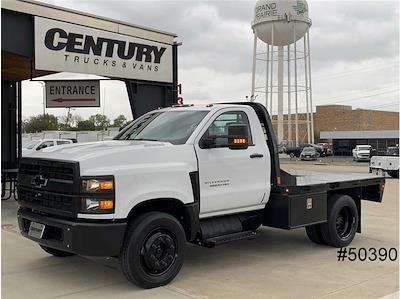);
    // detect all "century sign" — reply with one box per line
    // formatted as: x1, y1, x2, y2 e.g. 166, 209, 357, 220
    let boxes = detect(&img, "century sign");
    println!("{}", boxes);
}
35, 17, 173, 83
45, 80, 100, 108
